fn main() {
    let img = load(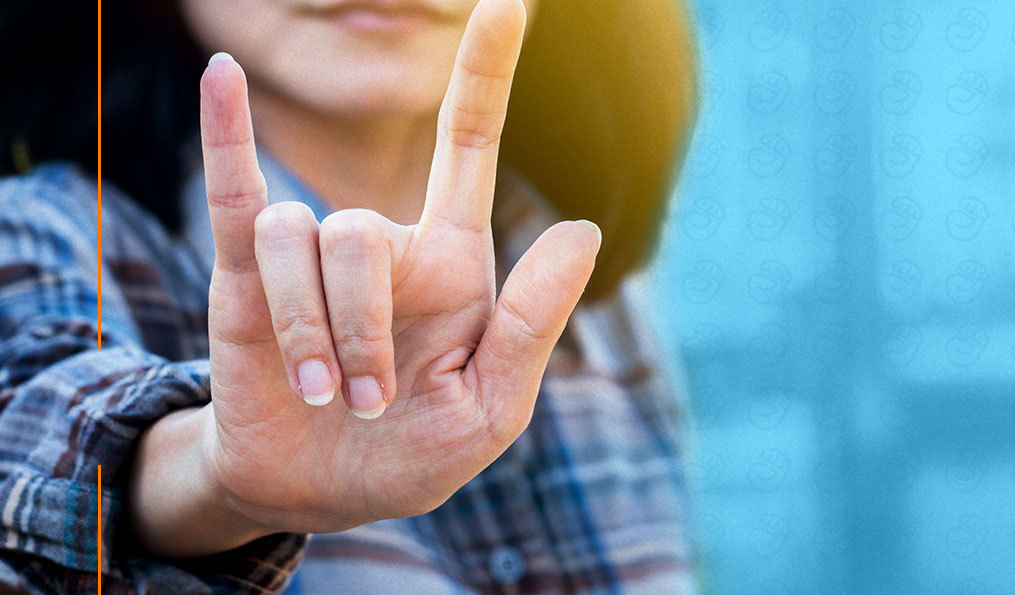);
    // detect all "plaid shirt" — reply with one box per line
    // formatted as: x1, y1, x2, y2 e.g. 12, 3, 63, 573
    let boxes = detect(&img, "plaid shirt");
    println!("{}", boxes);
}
0, 157, 695, 594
